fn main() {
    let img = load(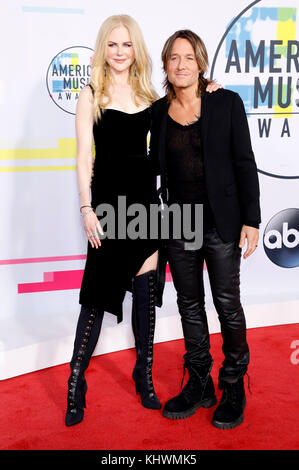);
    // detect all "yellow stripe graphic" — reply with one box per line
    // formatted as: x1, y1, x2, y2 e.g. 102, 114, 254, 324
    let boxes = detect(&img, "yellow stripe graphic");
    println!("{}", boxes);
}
0, 165, 77, 172
0, 138, 95, 172
274, 9, 296, 117
0, 138, 76, 160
